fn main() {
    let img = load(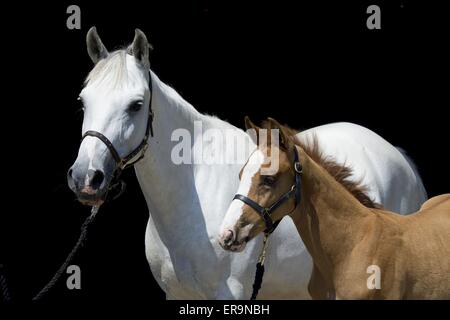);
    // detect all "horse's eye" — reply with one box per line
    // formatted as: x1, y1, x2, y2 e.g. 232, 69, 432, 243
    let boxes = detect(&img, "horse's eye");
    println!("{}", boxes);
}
262, 176, 276, 186
128, 100, 143, 112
